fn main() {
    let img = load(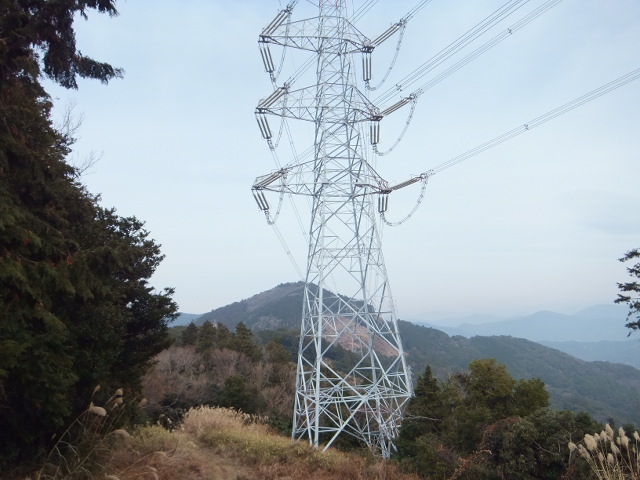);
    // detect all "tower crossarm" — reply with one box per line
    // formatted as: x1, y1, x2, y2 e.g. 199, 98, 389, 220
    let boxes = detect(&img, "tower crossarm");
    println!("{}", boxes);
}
251, 160, 390, 204
256, 84, 379, 123
260, 17, 371, 53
